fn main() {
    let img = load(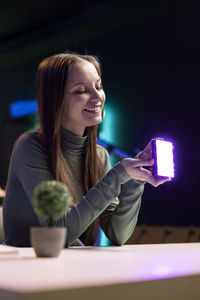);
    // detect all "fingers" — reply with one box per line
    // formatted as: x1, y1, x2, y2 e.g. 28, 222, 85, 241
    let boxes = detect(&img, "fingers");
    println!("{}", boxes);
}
135, 166, 172, 187
139, 151, 151, 160
140, 137, 164, 160
121, 158, 154, 182
121, 158, 172, 187
152, 137, 164, 141
121, 158, 154, 168
148, 177, 171, 187
131, 158, 154, 167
